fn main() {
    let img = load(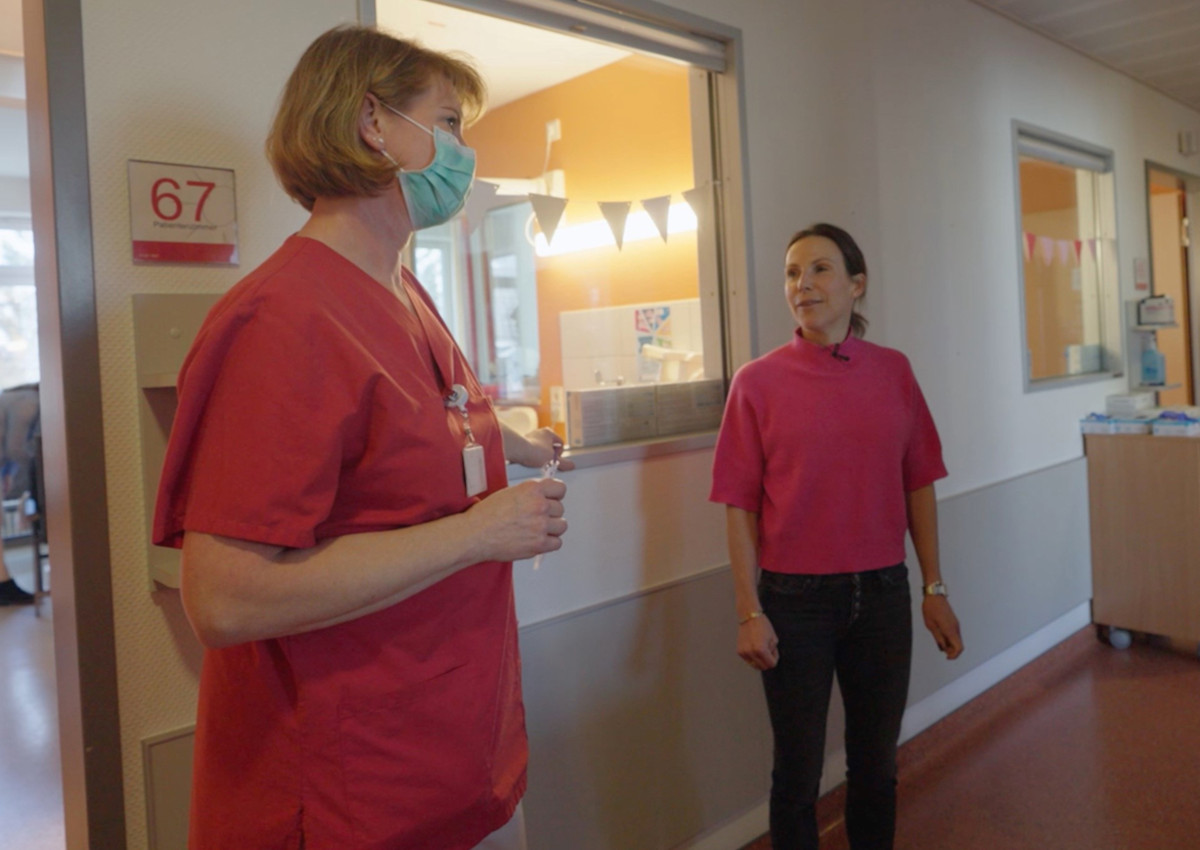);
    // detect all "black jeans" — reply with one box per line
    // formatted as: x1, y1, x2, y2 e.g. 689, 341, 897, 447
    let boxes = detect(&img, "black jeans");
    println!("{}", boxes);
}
759, 564, 913, 850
